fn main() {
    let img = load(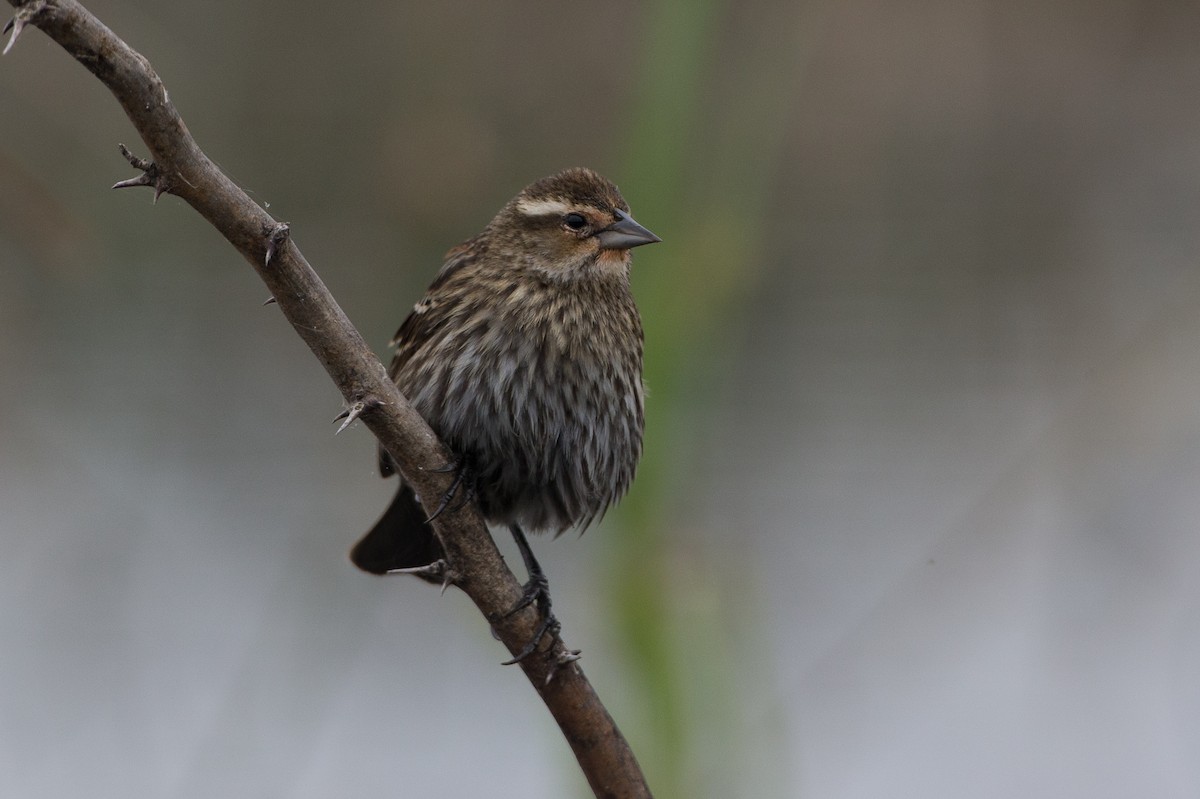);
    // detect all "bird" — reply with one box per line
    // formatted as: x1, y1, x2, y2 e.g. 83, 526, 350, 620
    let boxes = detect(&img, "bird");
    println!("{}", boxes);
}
350, 167, 660, 660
